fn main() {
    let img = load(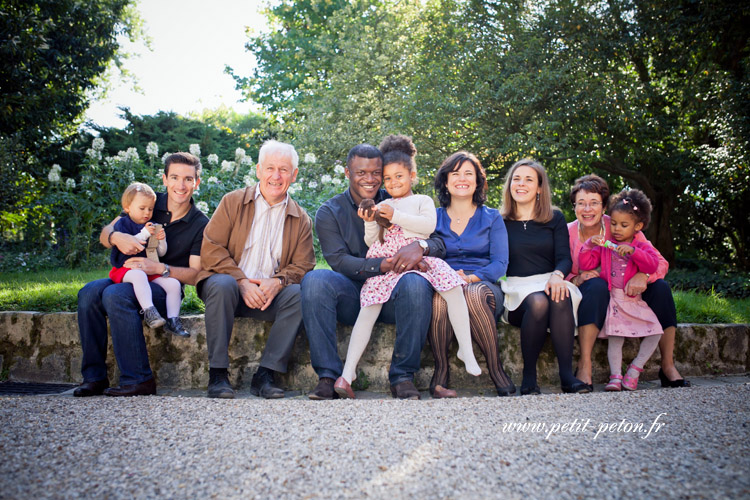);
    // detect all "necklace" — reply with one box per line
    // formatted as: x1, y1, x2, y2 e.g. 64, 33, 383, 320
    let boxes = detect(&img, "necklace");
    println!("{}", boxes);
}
448, 206, 475, 225
578, 219, 605, 242
522, 219, 530, 230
